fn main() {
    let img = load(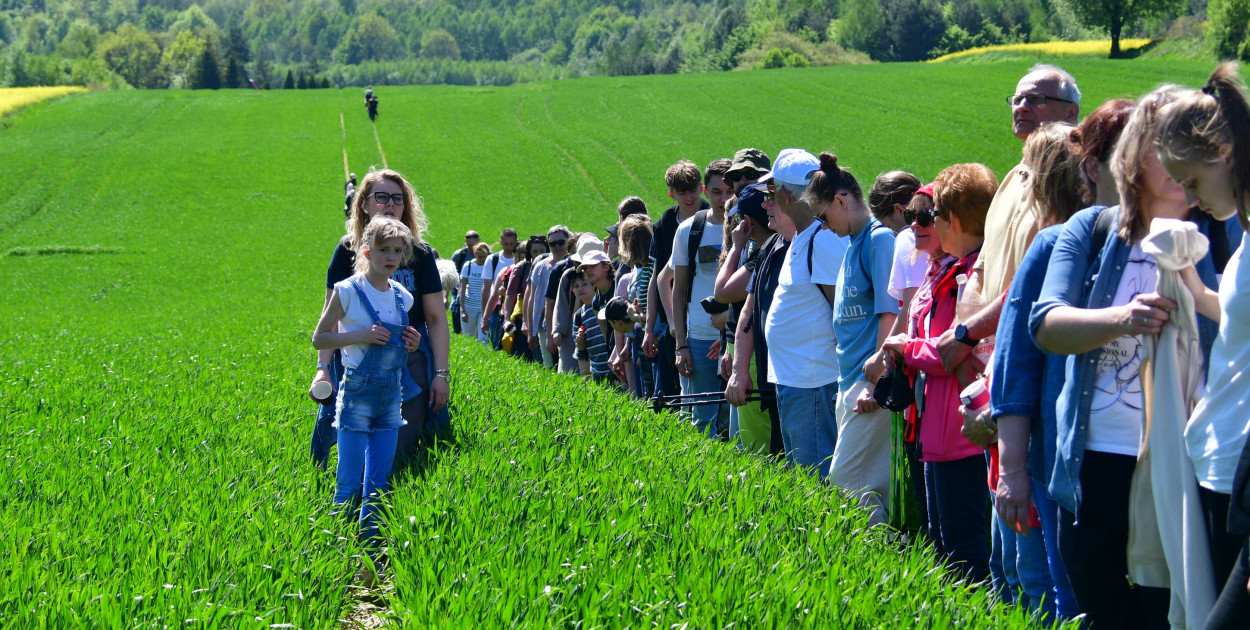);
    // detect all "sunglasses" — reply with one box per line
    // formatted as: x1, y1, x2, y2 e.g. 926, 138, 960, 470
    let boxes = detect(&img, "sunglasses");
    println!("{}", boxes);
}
904, 208, 938, 227
548, 239, 568, 248
1006, 93, 1075, 108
